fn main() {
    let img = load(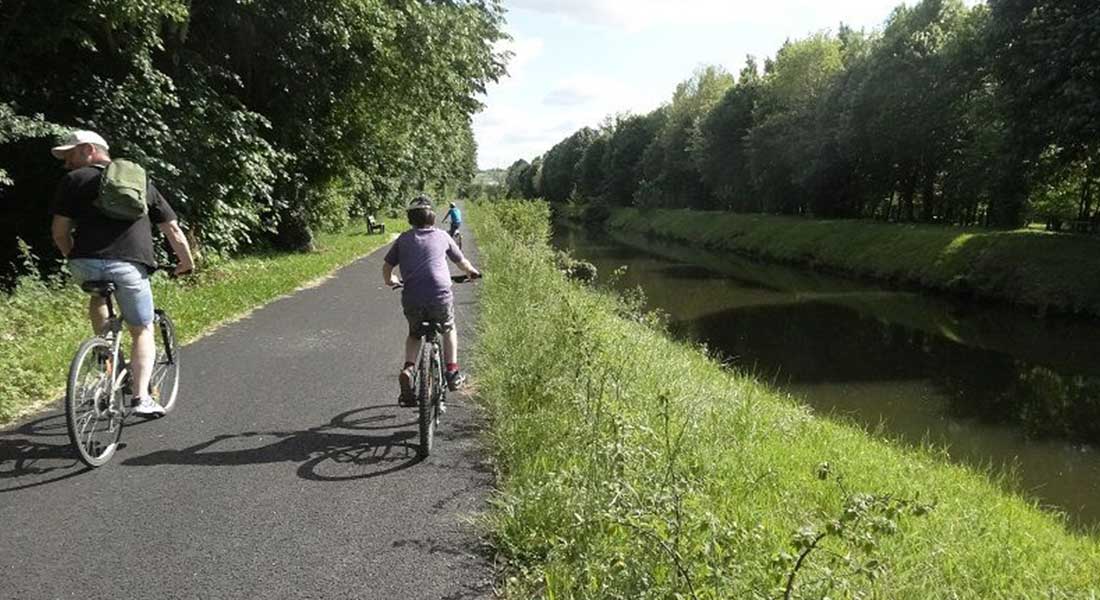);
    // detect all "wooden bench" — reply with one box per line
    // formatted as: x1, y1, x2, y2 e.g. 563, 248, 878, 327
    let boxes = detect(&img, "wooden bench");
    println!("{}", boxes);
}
367, 215, 385, 234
